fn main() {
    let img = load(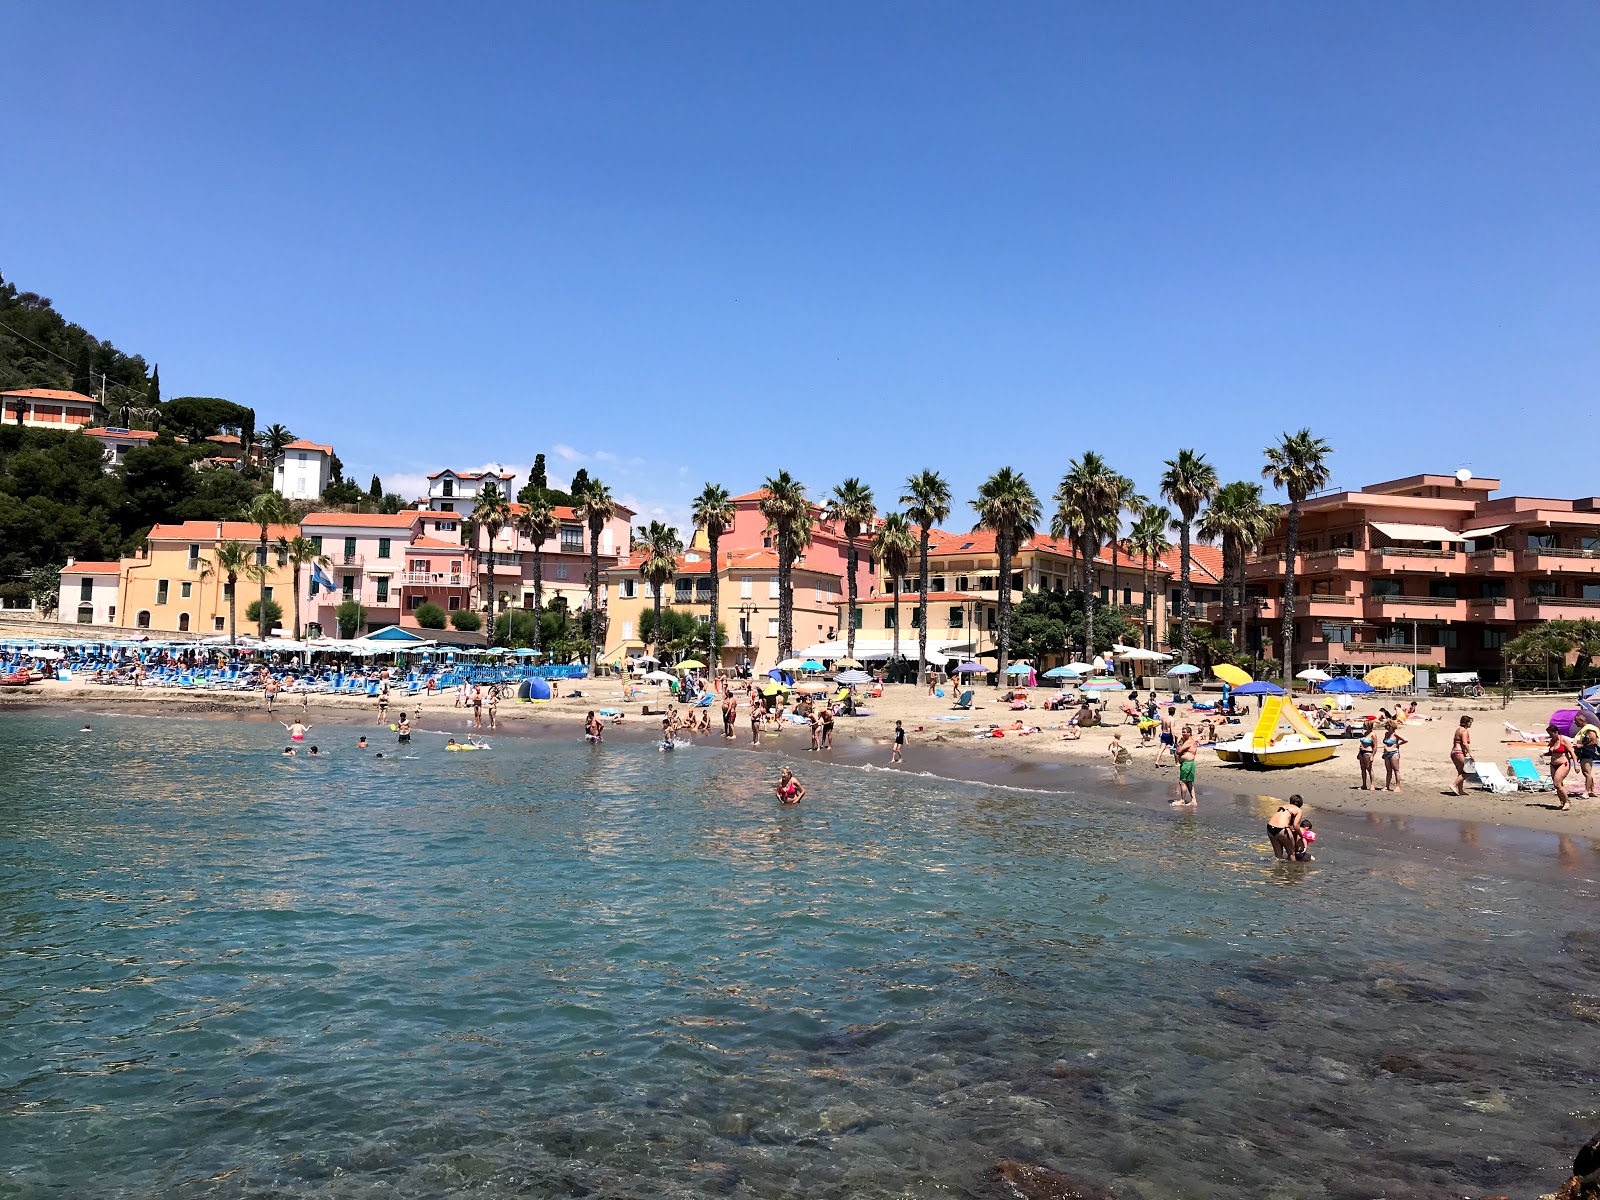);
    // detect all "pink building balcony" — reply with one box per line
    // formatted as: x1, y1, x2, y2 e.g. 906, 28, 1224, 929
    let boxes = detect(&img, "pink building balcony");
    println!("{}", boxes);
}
1465, 597, 1515, 621
1365, 595, 1465, 621
1516, 548, 1600, 574
1517, 596, 1600, 621
1369, 547, 1465, 573
1465, 549, 1514, 574
1299, 639, 1447, 668
1254, 594, 1360, 622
